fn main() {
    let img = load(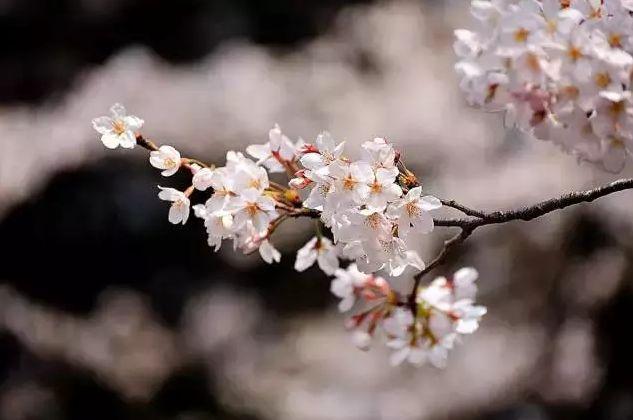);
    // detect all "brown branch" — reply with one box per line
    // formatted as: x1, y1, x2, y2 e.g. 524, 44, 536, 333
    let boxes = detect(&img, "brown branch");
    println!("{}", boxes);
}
434, 178, 633, 229
440, 199, 487, 218
408, 178, 633, 306
408, 227, 474, 309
